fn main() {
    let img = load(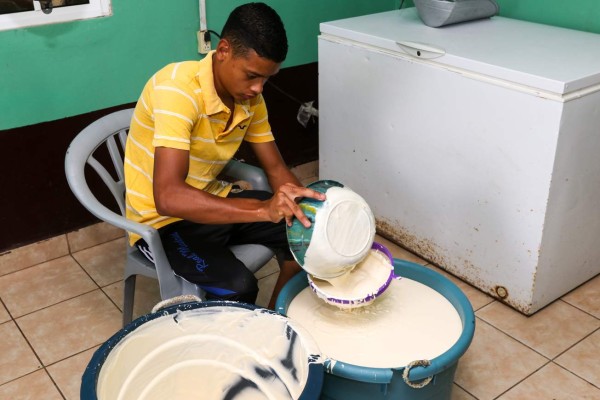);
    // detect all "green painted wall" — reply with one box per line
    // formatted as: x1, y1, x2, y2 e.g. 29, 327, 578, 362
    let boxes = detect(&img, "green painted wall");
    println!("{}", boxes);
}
497, 0, 600, 33
1, 0, 599, 130
0, 0, 395, 130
